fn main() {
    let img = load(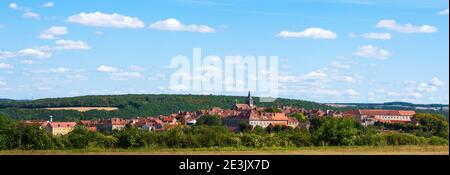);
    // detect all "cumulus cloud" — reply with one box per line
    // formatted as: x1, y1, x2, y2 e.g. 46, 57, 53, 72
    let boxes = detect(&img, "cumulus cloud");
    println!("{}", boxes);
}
149, 18, 215, 33
330, 61, 352, 69
40, 26, 68, 40
110, 72, 142, 81
35, 67, 71, 73
0, 48, 52, 59
361, 32, 391, 40
438, 9, 449, 15
97, 65, 118, 73
148, 74, 165, 81
0, 80, 6, 86
41, 2, 54, 8
129, 65, 144, 71
276, 28, 337, 39
21, 60, 34, 64
376, 19, 437, 33
55, 40, 90, 50
344, 89, 360, 96
430, 77, 444, 86
0, 63, 13, 69
354, 45, 391, 60
23, 11, 41, 19
67, 12, 145, 28
9, 3, 19, 10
